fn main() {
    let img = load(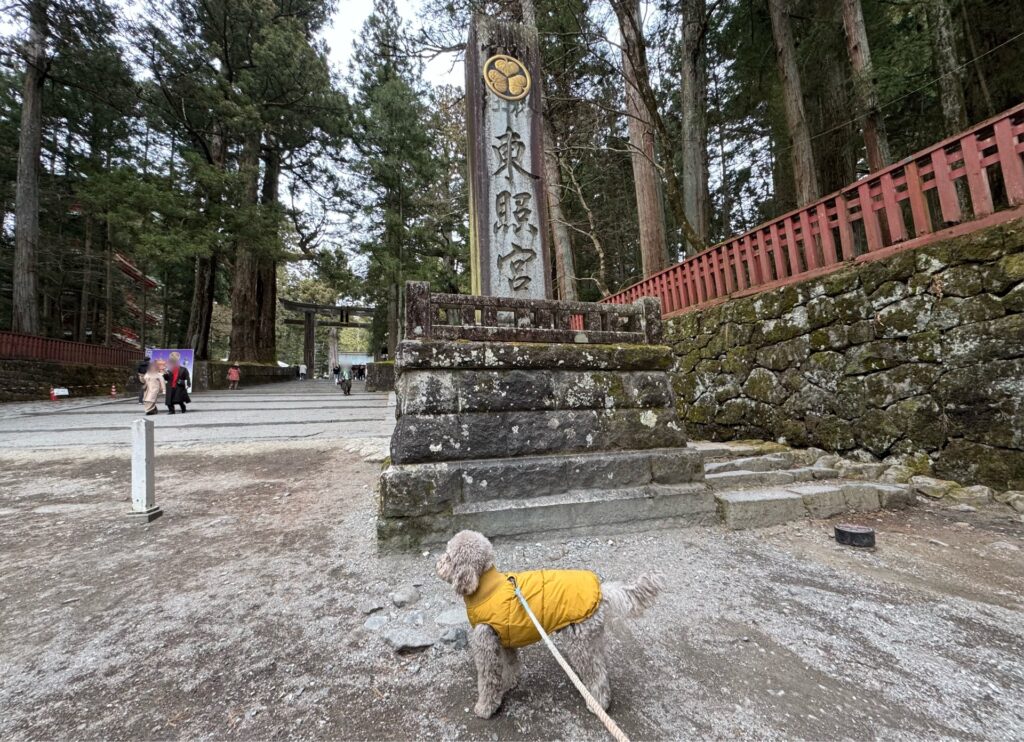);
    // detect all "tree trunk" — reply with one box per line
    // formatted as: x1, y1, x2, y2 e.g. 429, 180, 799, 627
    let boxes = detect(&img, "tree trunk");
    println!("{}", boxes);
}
229, 132, 263, 362
256, 145, 280, 362
617, 0, 669, 275
12, 0, 47, 335
960, 1, 994, 118
681, 0, 709, 249
77, 216, 92, 342
140, 262, 148, 350
809, 28, 857, 193
927, 0, 968, 135
543, 118, 577, 300
842, 0, 890, 172
186, 255, 216, 360
386, 282, 398, 359
768, 0, 819, 206
328, 327, 339, 372
104, 216, 113, 345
